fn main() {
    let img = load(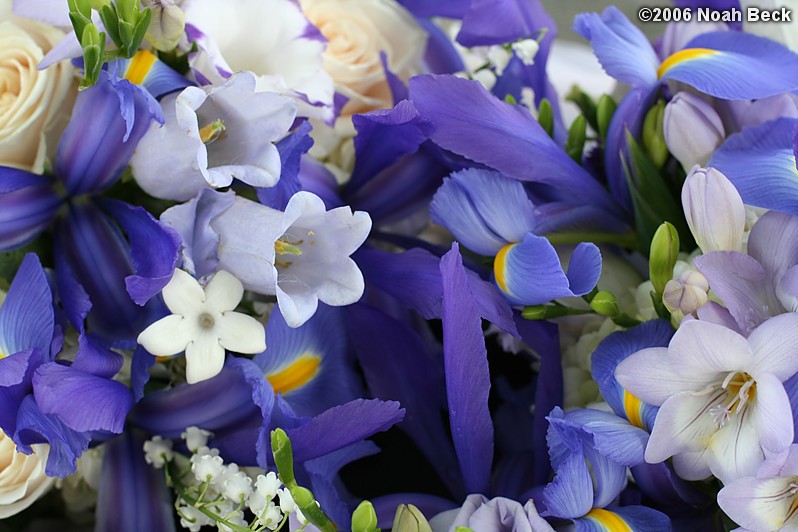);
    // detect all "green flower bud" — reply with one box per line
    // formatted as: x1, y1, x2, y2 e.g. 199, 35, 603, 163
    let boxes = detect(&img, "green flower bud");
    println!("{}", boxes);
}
565, 114, 587, 162
392, 505, 432, 532
642, 100, 668, 169
270, 428, 296, 488
352, 501, 380, 532
649, 221, 680, 295
589, 290, 621, 317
